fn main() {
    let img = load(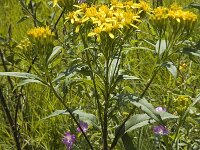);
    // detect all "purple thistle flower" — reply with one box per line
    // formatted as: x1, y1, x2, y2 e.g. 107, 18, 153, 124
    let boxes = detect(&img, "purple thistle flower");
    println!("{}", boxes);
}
155, 106, 166, 112
77, 121, 88, 133
153, 125, 169, 135
62, 132, 76, 150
